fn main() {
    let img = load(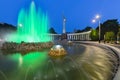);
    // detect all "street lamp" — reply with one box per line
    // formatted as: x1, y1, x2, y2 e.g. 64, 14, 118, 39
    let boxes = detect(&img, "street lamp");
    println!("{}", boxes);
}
92, 19, 96, 23
96, 14, 100, 19
92, 14, 101, 43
